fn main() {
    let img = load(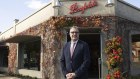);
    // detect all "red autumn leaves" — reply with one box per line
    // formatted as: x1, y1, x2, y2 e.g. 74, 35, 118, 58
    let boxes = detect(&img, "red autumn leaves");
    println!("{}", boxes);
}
105, 36, 123, 79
